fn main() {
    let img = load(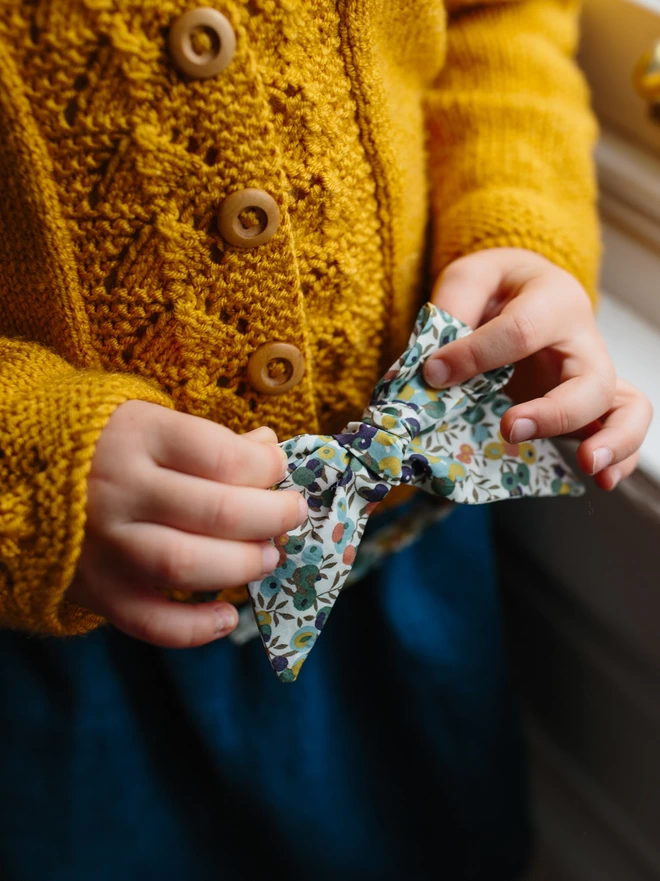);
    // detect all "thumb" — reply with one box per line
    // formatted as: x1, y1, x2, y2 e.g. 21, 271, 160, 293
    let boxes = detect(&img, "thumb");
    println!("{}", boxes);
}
243, 426, 279, 444
430, 251, 508, 329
